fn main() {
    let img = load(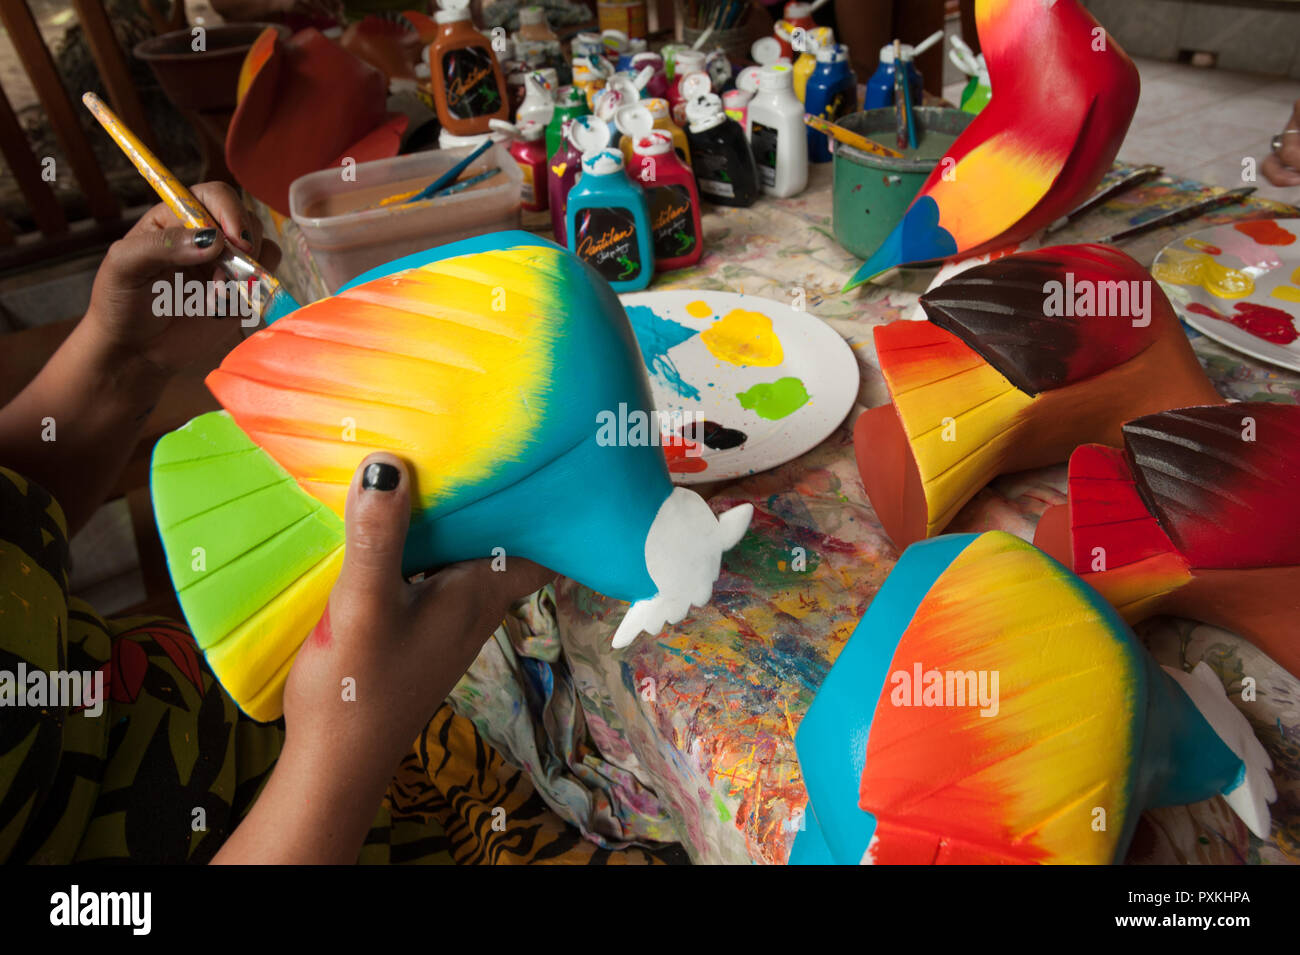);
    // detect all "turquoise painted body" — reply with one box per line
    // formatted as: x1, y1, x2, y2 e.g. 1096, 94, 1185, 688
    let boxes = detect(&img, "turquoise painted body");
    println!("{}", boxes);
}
317, 230, 666, 603
565, 156, 655, 293
791, 533, 1245, 866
